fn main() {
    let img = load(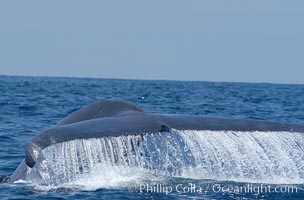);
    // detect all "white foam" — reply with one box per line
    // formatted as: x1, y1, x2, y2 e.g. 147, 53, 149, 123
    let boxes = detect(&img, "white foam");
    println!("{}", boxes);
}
64, 164, 163, 190
25, 130, 304, 188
